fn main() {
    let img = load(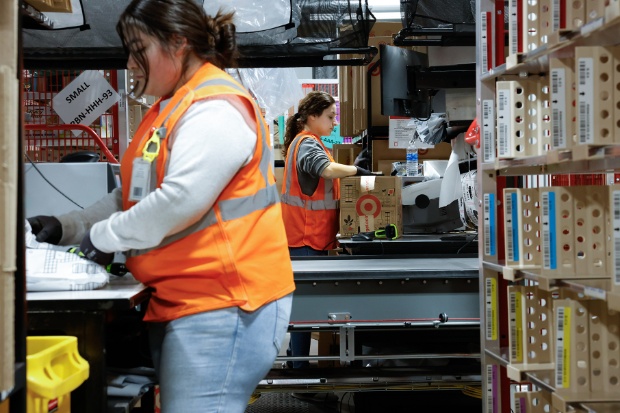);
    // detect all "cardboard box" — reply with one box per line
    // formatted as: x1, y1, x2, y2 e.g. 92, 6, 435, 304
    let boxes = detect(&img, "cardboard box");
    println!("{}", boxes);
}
367, 25, 428, 129
340, 22, 427, 134
376, 159, 442, 177
371, 139, 452, 172
24, 0, 72, 13
339, 176, 402, 237
316, 331, 341, 368
368, 36, 394, 128
369, 22, 403, 38
274, 164, 284, 196
333, 143, 362, 165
